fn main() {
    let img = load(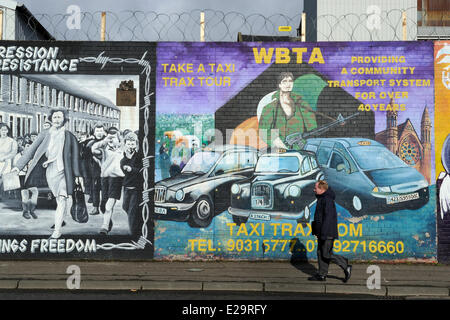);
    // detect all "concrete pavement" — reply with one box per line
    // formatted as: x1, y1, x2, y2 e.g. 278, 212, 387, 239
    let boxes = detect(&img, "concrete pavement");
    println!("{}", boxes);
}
0, 261, 449, 298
